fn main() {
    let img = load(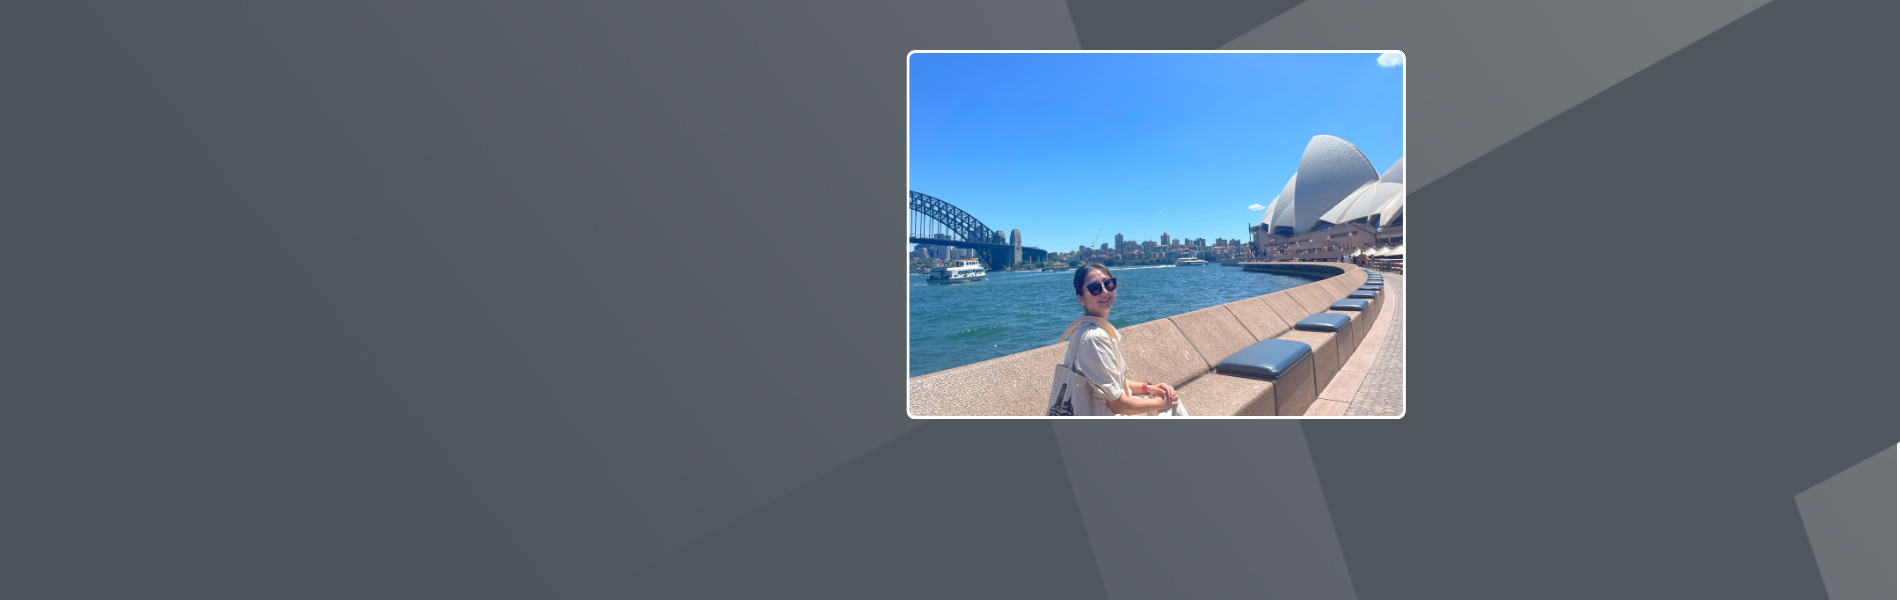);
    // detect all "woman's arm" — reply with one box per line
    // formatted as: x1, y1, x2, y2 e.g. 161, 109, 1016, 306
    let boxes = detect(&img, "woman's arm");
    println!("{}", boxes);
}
1126, 379, 1178, 401
1106, 380, 1179, 415
1071, 329, 1180, 415
1106, 394, 1176, 415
